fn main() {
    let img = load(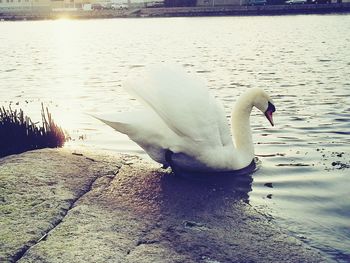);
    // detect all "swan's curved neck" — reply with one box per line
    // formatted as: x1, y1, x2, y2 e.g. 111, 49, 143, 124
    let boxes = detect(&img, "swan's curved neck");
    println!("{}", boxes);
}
231, 94, 254, 161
